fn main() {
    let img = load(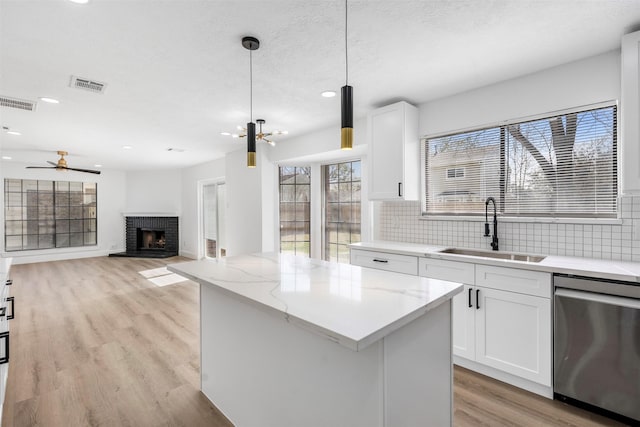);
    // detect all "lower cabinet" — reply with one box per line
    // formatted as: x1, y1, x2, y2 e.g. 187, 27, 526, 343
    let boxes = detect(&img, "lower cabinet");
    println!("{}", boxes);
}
420, 258, 552, 387
470, 286, 551, 385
